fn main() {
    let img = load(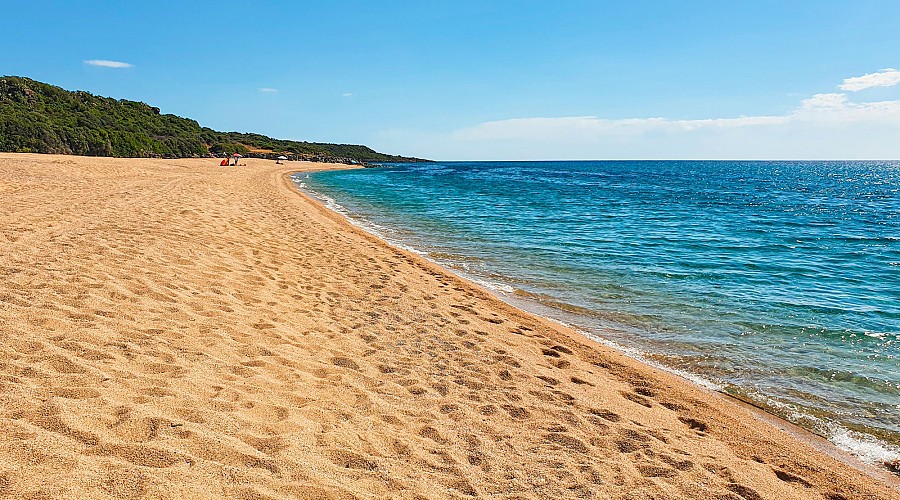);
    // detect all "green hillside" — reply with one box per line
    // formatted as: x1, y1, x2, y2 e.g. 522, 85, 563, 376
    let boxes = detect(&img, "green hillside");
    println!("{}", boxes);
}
0, 76, 425, 162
